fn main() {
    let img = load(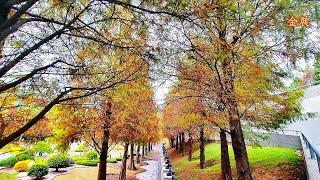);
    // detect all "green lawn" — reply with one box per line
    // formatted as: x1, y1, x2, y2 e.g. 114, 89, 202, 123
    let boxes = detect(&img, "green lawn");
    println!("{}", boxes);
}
0, 173, 16, 180
172, 143, 303, 179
